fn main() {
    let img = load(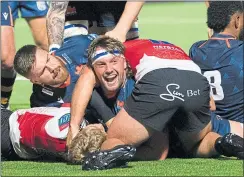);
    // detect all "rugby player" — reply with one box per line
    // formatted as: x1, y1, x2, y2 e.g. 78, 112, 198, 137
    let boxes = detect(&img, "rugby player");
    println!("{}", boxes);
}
65, 37, 244, 170
13, 34, 97, 107
9, 1, 49, 50
1, 2, 16, 109
189, 1, 243, 125
47, 1, 143, 53
67, 53, 169, 162
1, 107, 105, 161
